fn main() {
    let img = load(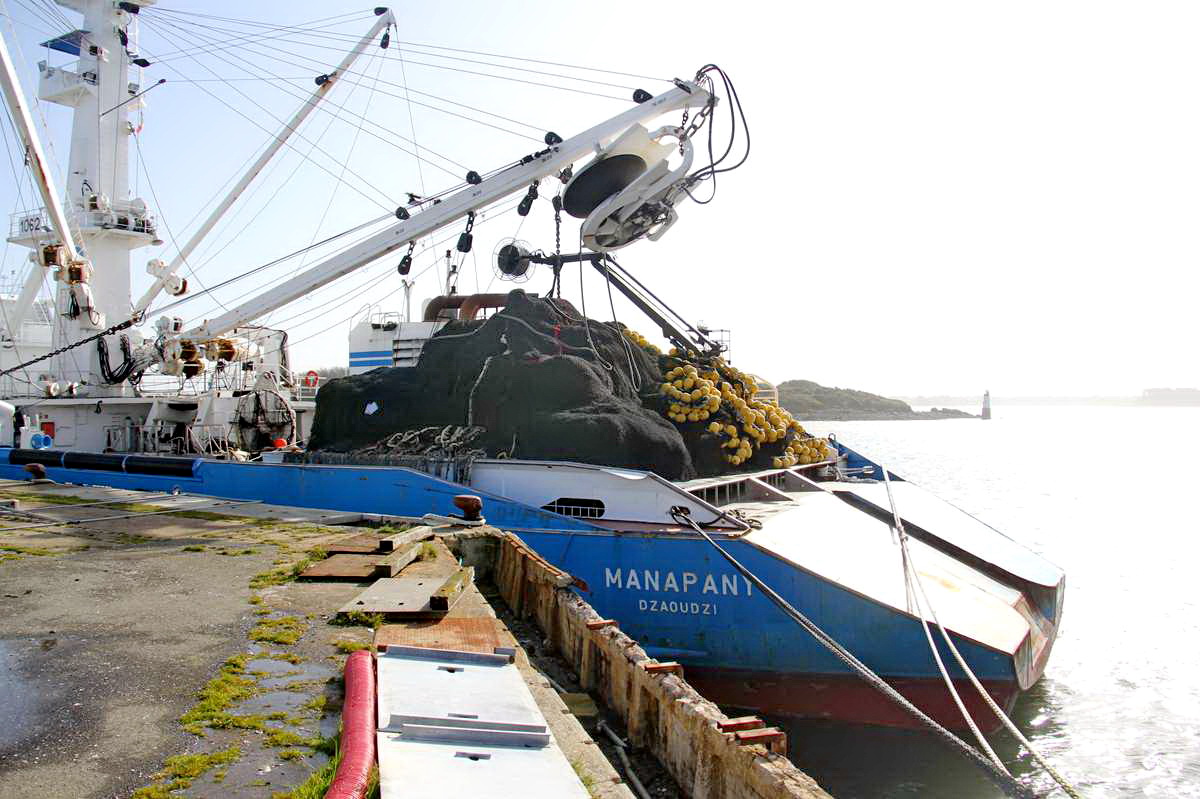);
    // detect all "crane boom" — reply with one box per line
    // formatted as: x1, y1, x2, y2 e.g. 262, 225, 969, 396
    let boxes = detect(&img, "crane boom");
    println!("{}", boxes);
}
180, 80, 712, 341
